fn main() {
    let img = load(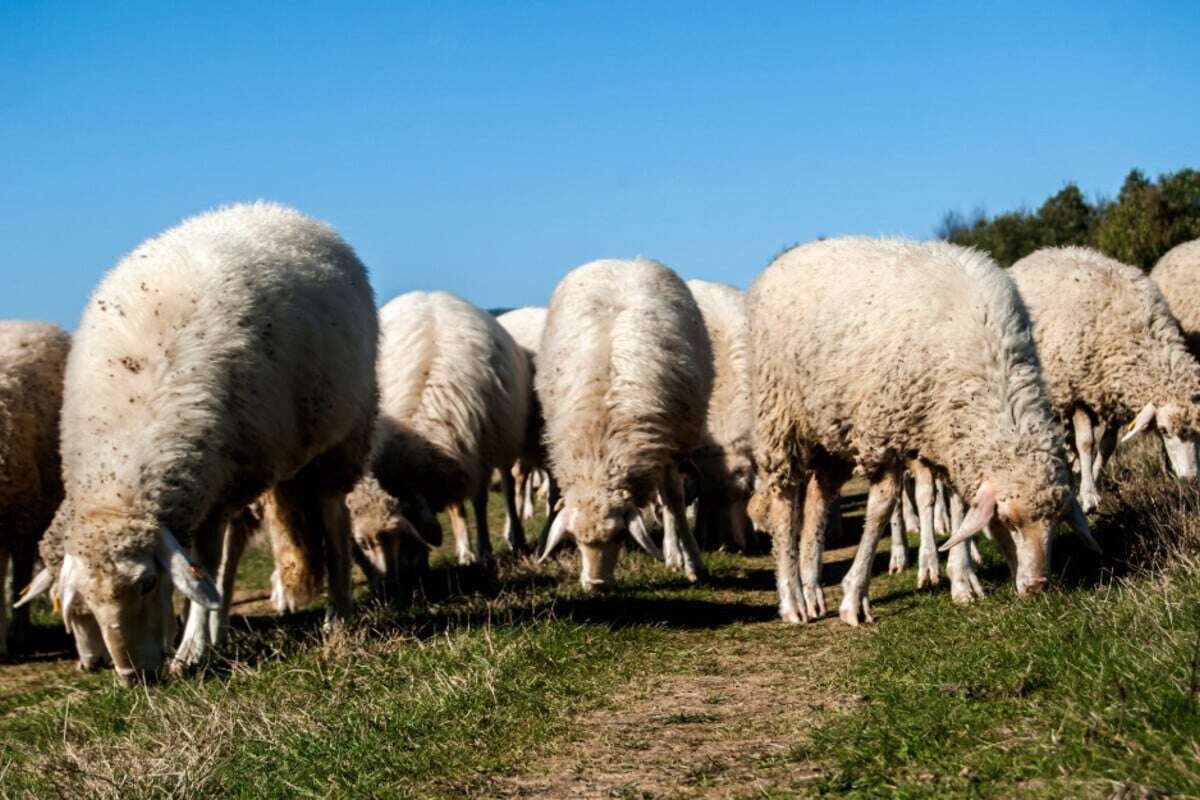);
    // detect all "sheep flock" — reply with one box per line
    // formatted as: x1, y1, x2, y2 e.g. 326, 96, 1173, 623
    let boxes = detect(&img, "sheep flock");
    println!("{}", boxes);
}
3, 200, 1200, 683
